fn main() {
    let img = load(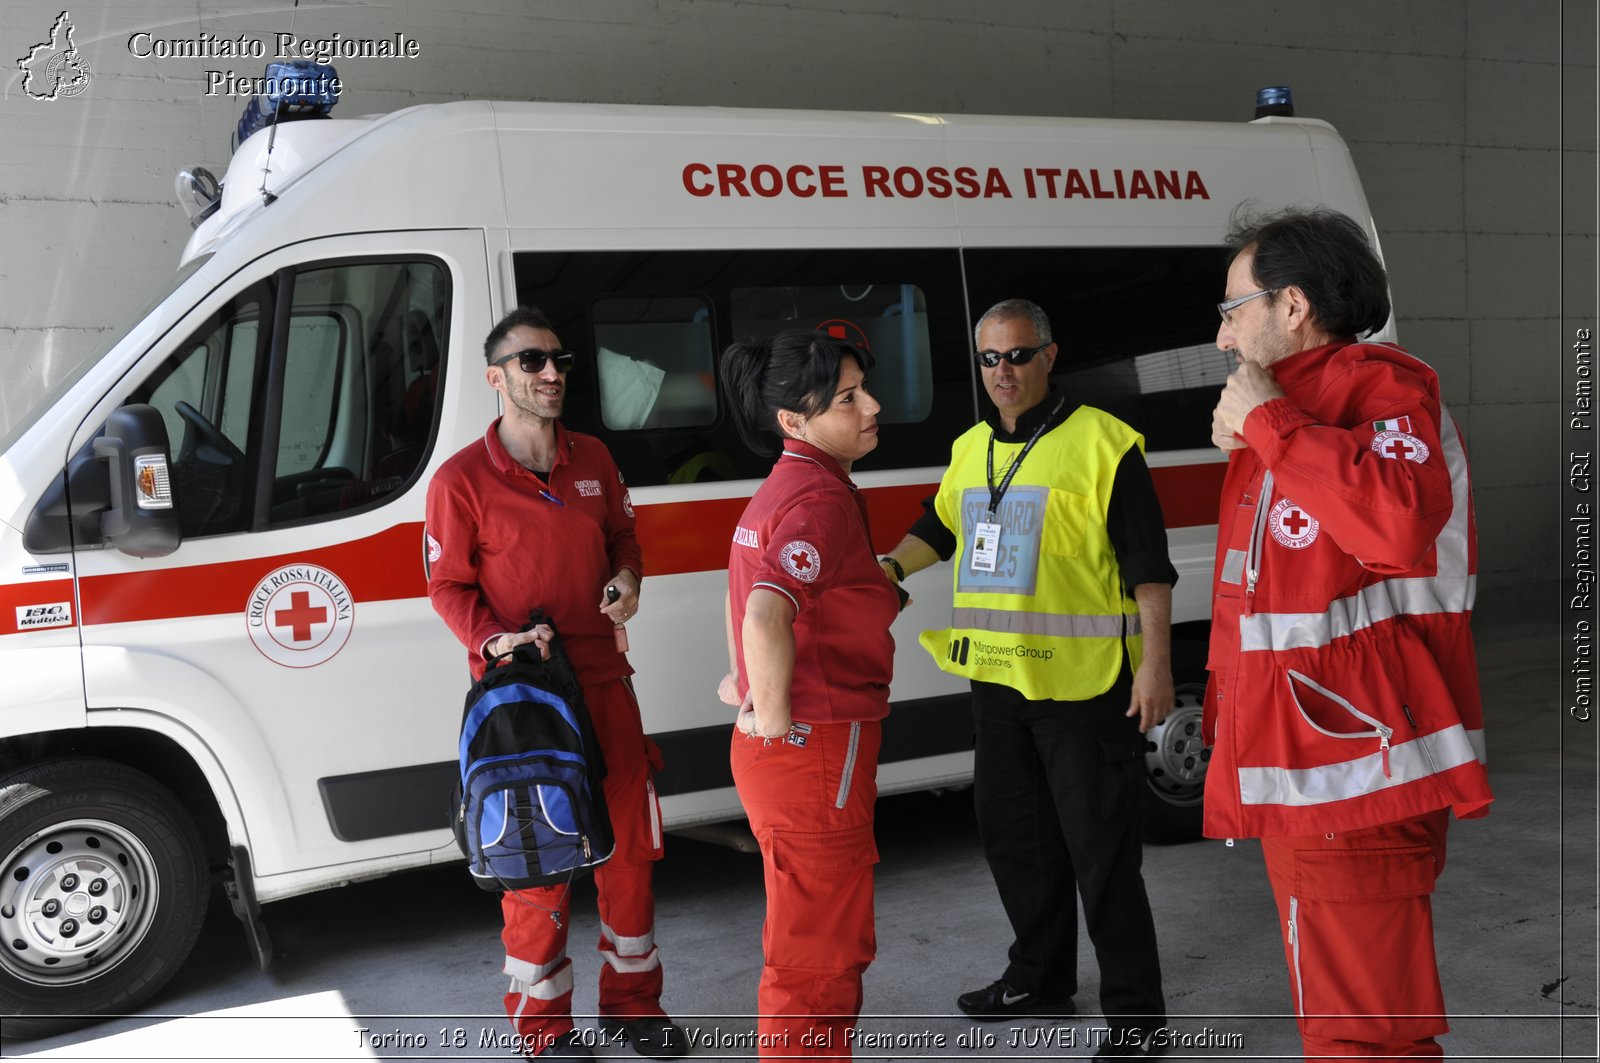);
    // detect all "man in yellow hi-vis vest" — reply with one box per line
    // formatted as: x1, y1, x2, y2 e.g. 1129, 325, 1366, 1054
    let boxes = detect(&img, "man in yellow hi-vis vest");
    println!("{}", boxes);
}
879, 299, 1175, 1060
